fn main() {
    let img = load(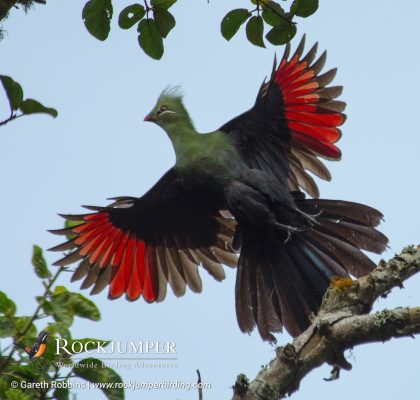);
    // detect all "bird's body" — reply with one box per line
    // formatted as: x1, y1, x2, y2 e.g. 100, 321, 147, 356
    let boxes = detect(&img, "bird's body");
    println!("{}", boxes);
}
50, 37, 388, 342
